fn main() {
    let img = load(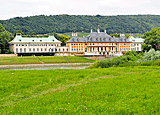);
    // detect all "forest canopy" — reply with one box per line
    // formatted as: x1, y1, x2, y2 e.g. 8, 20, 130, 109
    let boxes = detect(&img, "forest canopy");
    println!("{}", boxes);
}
1, 15, 160, 35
